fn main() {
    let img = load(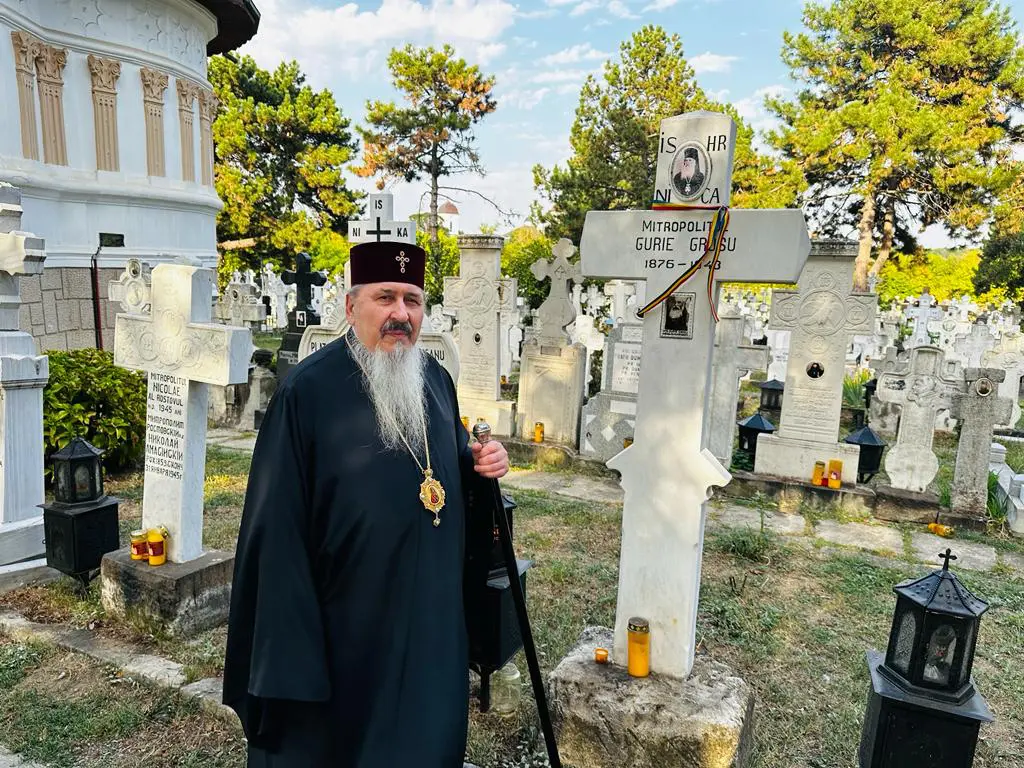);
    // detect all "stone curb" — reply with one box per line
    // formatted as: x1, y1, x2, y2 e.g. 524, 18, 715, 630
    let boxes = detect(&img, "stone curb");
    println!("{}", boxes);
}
0, 609, 237, 729
0, 745, 43, 768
